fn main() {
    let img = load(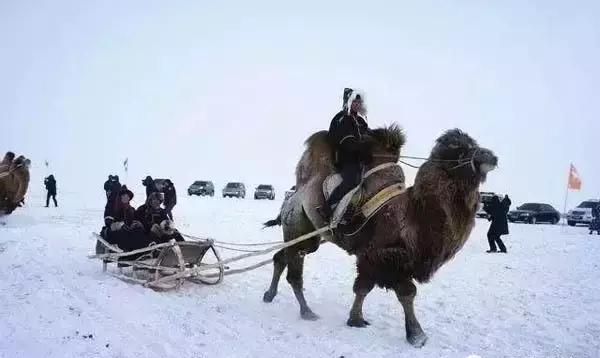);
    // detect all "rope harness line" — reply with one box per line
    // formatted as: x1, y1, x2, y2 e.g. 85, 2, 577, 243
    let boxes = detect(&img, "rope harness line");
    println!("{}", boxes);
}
93, 151, 481, 286
373, 153, 476, 172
